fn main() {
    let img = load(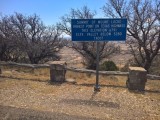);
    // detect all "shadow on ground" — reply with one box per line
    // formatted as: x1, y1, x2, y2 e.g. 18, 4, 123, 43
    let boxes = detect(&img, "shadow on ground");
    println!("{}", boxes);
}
76, 83, 126, 88
128, 89, 160, 94
75, 83, 160, 94
0, 105, 101, 120
59, 98, 120, 109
